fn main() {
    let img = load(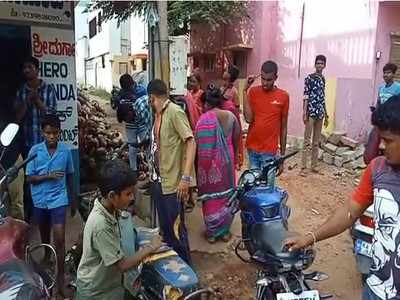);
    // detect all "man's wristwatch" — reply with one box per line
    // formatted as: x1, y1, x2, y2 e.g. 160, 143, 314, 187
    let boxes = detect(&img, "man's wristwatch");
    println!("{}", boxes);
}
181, 175, 192, 183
